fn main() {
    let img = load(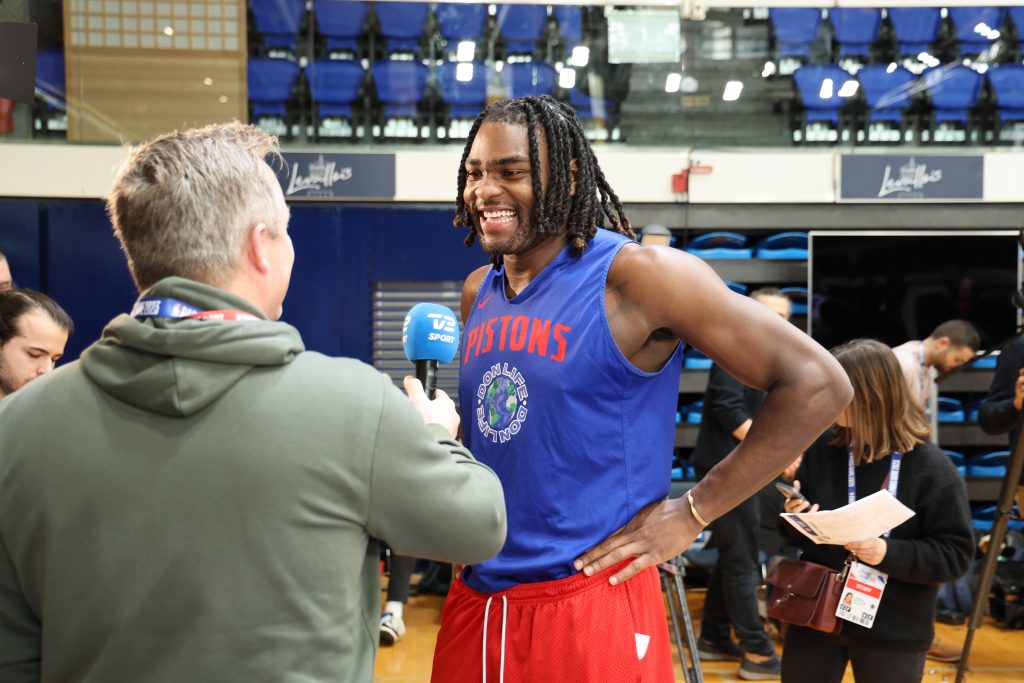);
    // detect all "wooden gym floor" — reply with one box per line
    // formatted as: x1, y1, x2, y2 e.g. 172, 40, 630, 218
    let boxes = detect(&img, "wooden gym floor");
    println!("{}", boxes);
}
375, 581, 1024, 682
